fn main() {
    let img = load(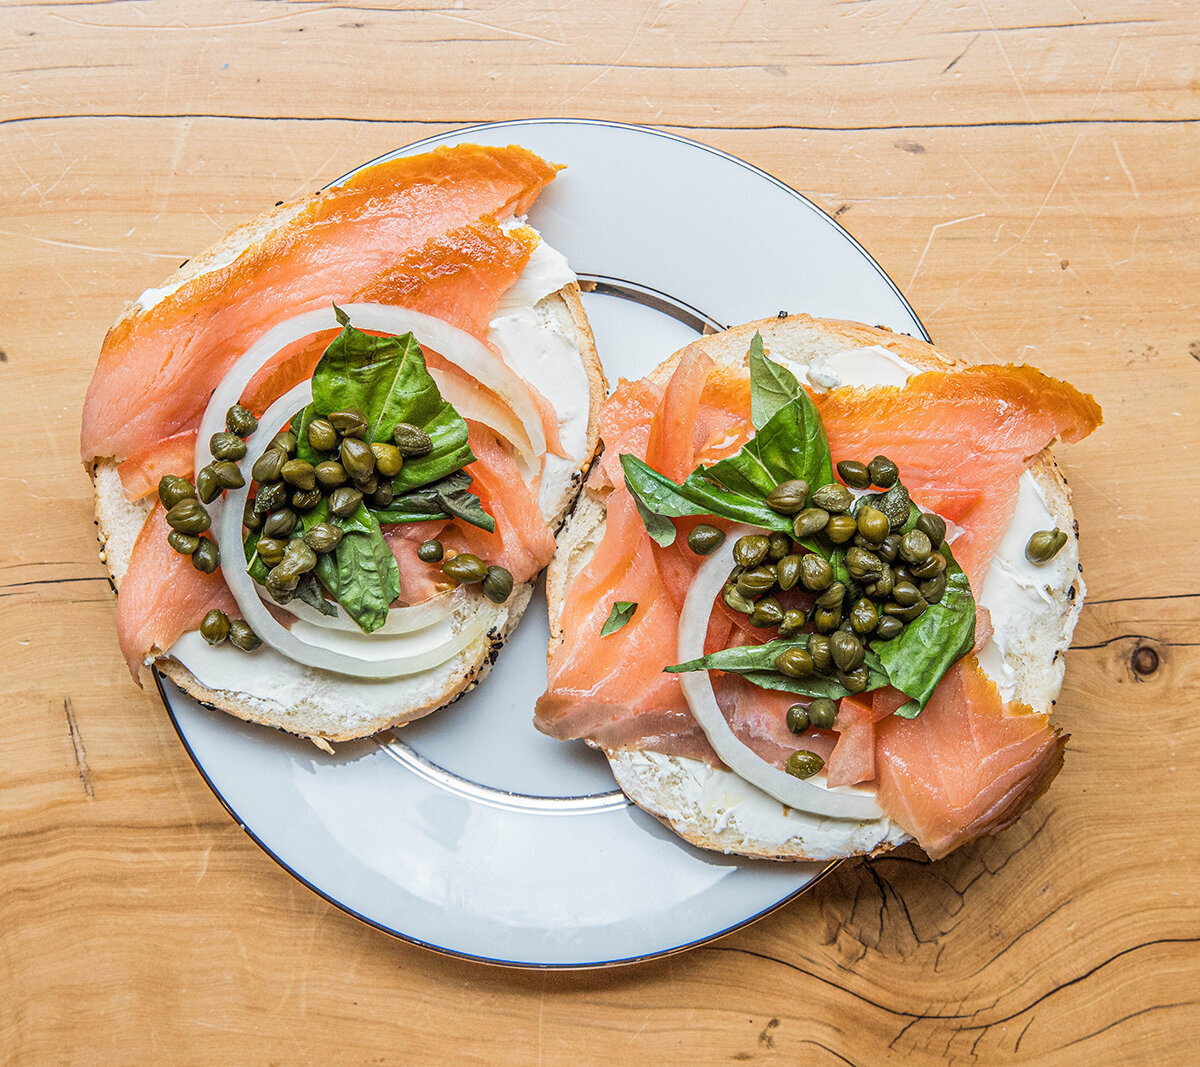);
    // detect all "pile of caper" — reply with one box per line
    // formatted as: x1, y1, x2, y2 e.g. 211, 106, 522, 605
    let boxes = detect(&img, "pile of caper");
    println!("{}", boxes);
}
414, 538, 514, 605
200, 609, 261, 652
696, 455, 953, 778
